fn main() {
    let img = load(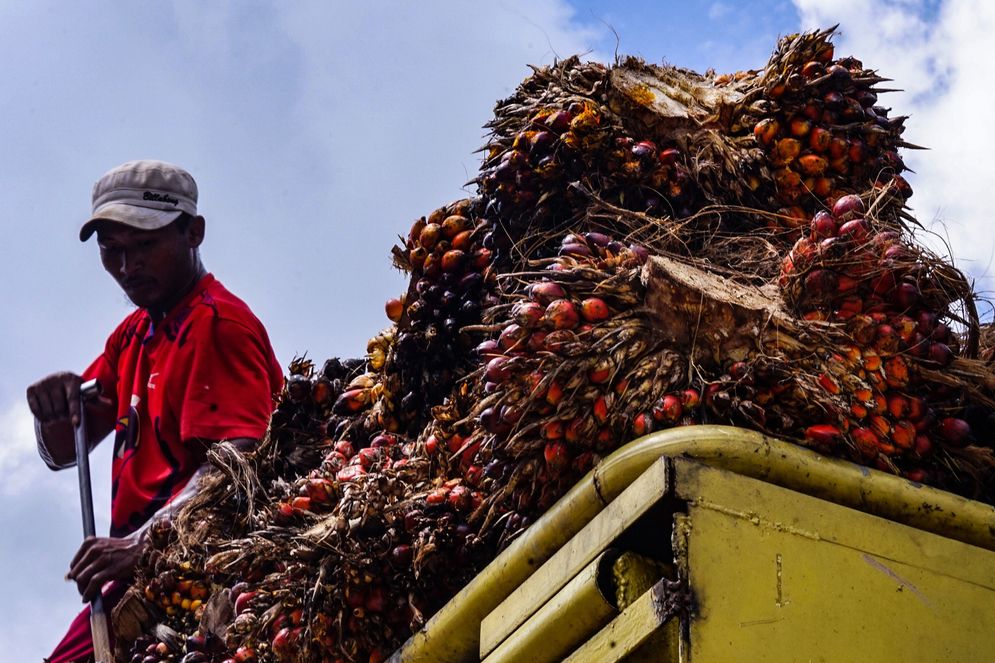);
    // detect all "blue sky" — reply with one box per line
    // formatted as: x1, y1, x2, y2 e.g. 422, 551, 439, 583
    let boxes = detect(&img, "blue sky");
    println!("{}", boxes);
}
0, 1, 991, 659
